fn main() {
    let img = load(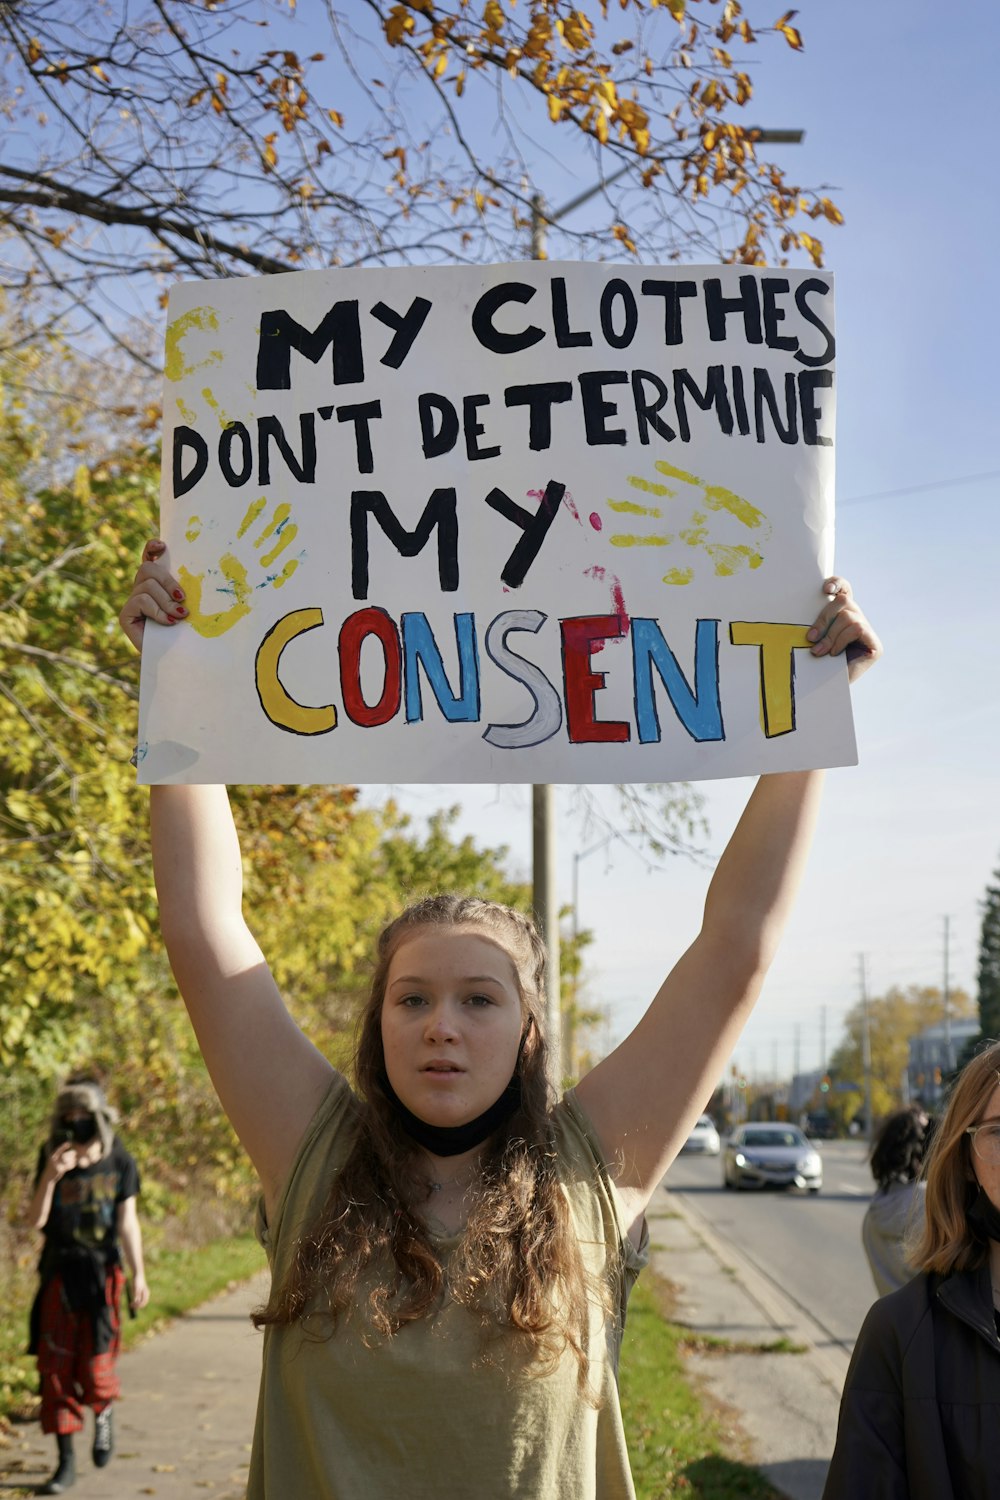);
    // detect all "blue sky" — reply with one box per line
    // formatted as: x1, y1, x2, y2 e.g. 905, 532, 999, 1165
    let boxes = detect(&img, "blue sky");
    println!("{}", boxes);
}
360, 0, 1000, 1081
